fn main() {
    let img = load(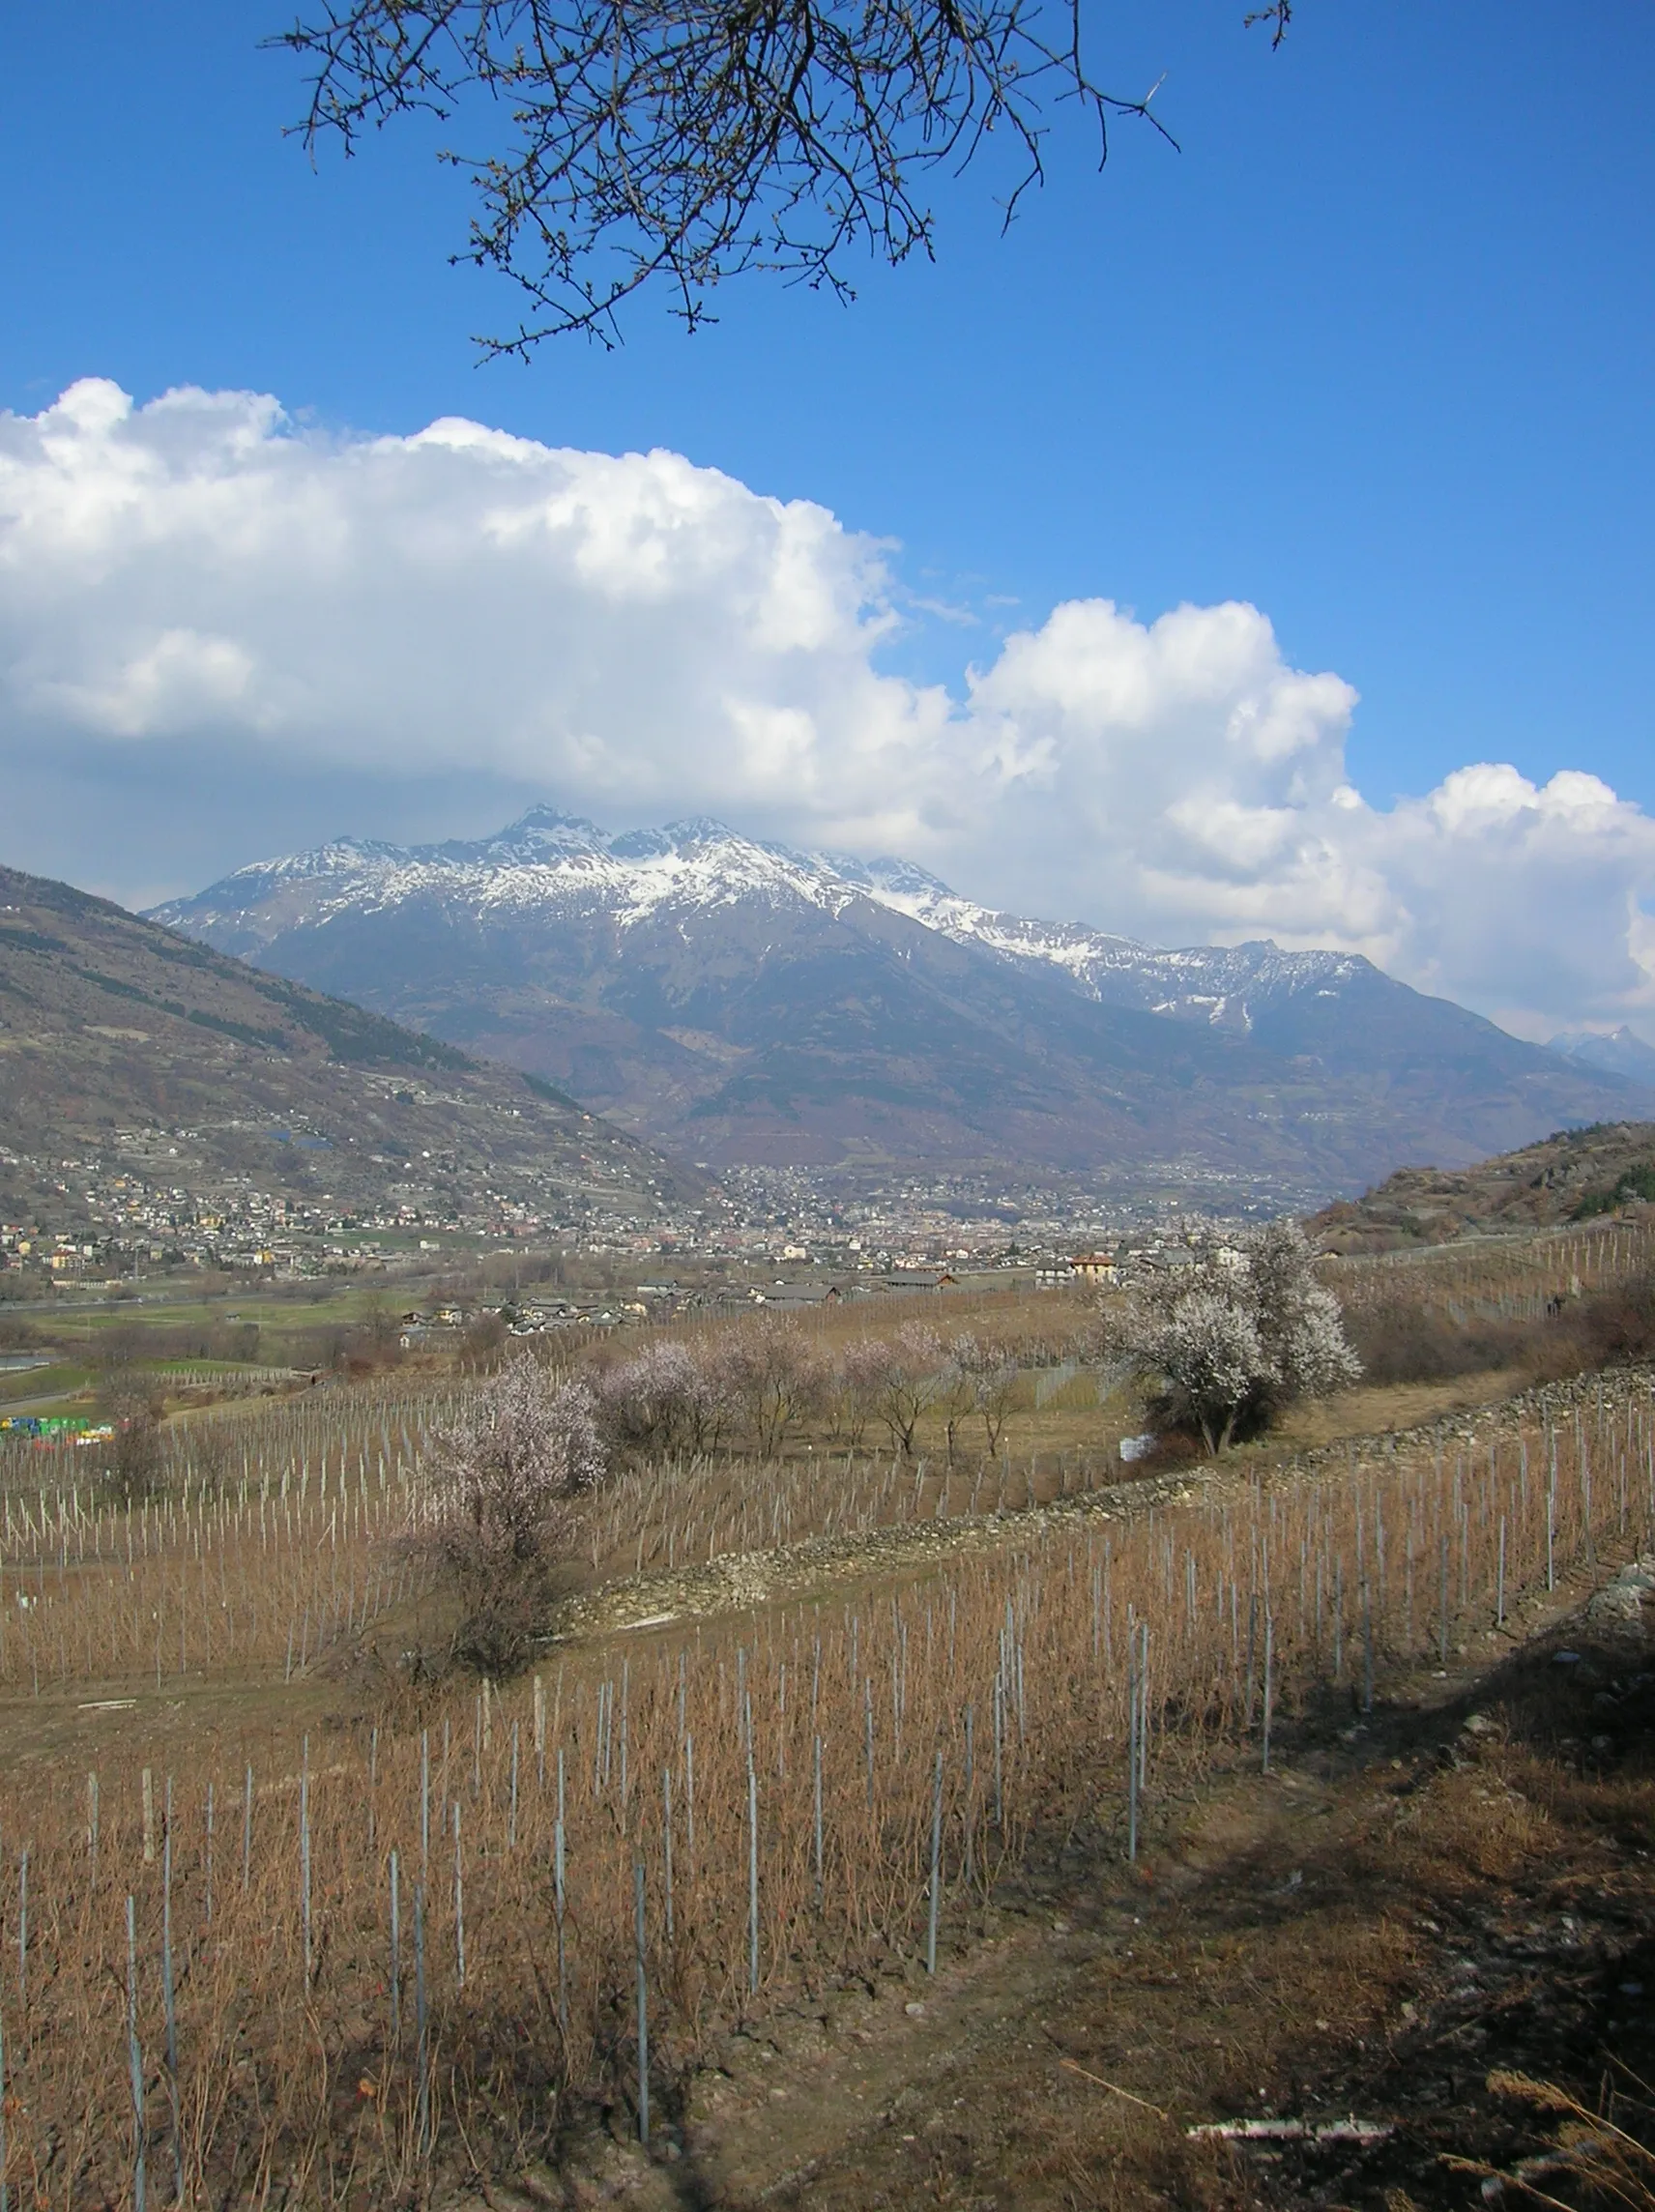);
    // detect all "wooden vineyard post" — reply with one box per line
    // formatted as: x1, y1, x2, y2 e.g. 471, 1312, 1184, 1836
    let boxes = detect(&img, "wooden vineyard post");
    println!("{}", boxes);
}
812, 1736, 824, 1910
746, 1755, 760, 1998
1261, 1612, 1274, 1775
926, 1751, 944, 1975
414, 1883, 429, 2160
634, 1858, 650, 2146
389, 1850, 402, 2045
1126, 1628, 1139, 1863
554, 1803, 568, 2042
126, 1896, 147, 2212
300, 1740, 313, 1994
